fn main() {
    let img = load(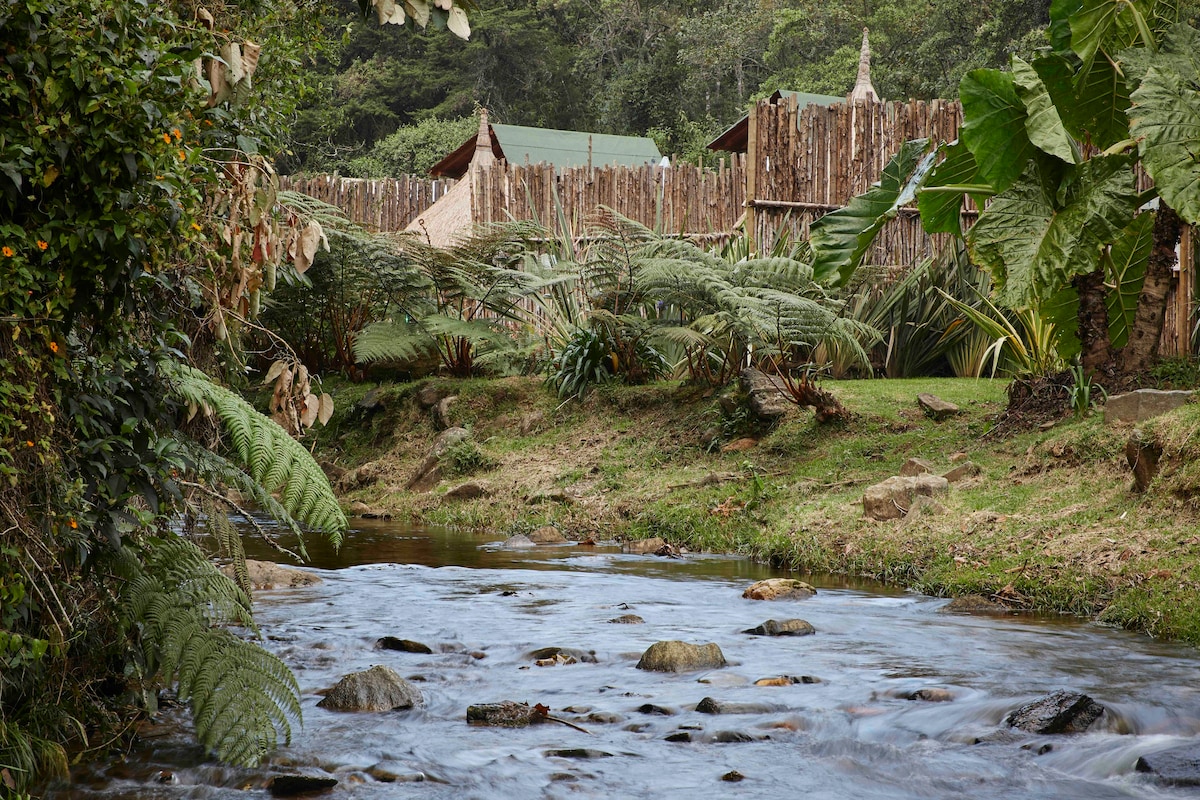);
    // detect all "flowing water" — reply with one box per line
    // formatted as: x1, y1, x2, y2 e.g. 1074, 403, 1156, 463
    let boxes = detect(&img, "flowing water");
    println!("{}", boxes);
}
61, 520, 1200, 798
